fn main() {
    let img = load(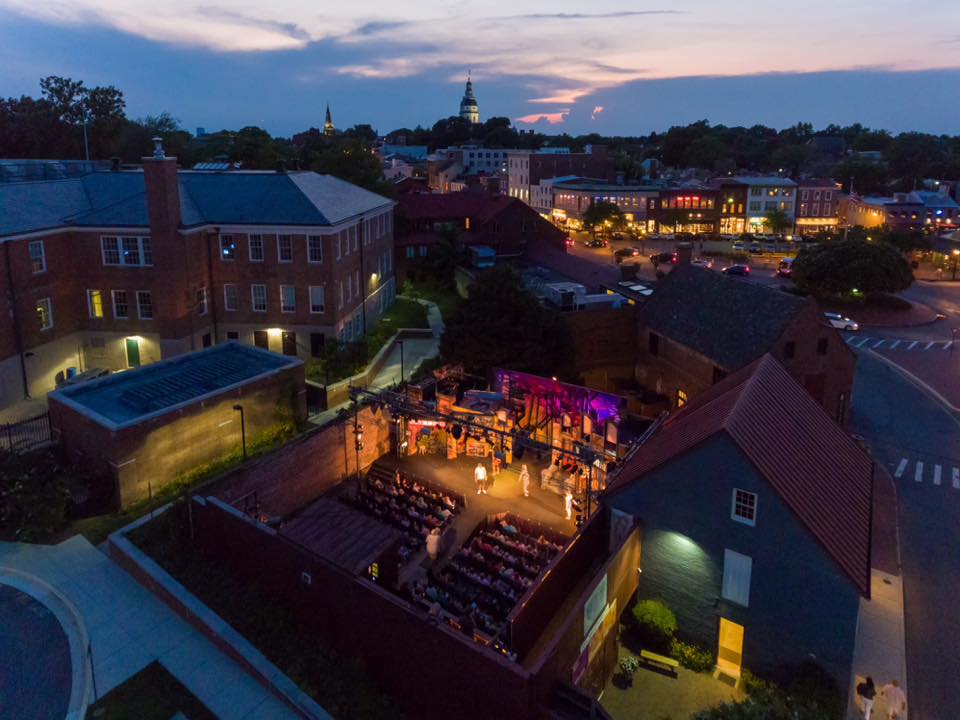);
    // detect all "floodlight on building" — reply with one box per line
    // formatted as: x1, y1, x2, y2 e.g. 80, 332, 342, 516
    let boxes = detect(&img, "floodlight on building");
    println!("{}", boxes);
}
267, 328, 282, 337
